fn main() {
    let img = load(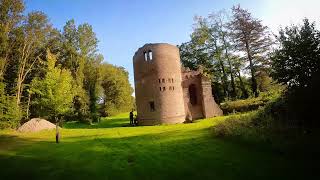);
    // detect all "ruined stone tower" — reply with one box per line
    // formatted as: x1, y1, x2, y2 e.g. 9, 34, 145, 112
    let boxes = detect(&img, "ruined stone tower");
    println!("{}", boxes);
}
133, 43, 186, 125
133, 43, 222, 125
